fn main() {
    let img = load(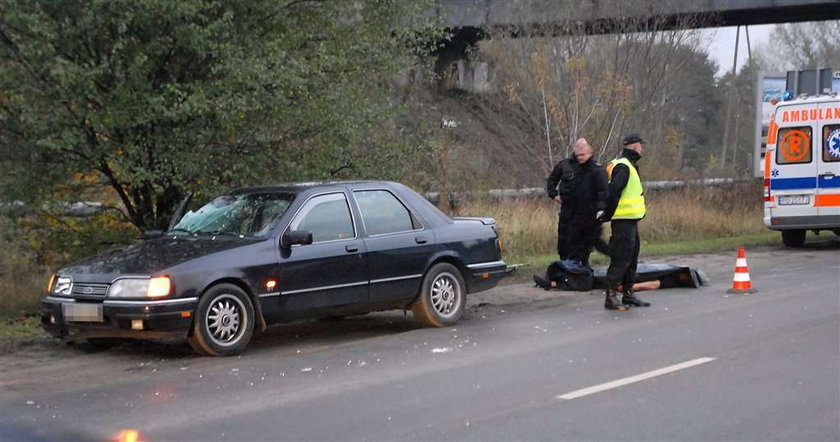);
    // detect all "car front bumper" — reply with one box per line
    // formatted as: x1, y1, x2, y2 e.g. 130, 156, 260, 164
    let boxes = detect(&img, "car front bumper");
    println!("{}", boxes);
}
41, 296, 197, 341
